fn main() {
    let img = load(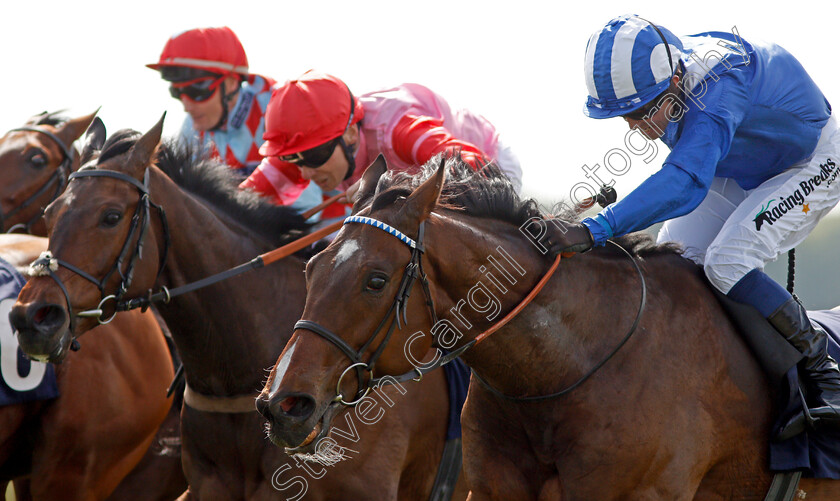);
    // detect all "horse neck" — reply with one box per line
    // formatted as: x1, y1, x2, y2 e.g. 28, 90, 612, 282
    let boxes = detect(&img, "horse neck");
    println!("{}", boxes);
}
426, 214, 650, 397
147, 167, 308, 396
